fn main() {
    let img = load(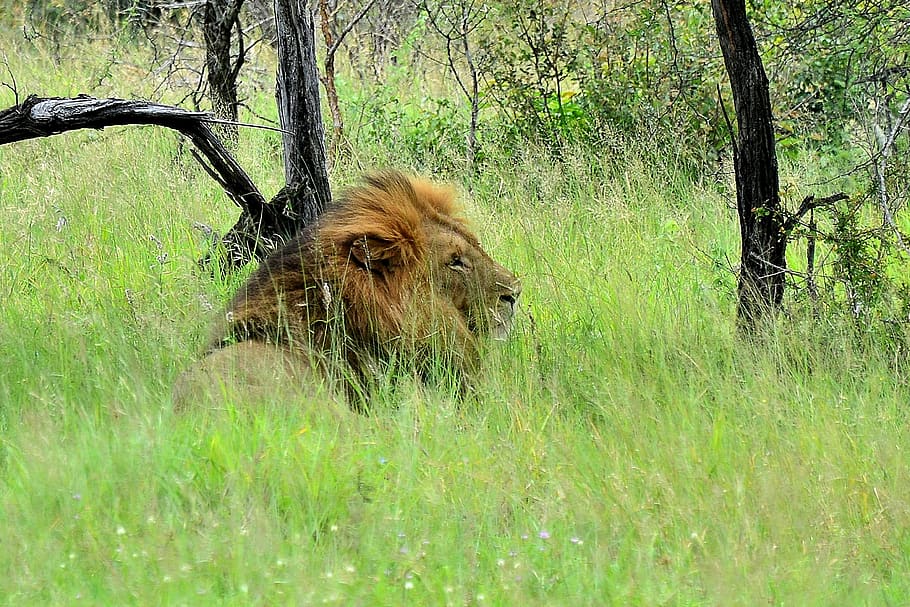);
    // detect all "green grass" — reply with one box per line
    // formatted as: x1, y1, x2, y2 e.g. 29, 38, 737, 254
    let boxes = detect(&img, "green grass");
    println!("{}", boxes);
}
2, 26, 910, 606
